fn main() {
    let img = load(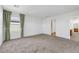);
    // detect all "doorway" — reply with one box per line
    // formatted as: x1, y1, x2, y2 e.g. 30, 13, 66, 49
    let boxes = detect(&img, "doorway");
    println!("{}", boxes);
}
70, 17, 79, 41
51, 19, 56, 36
